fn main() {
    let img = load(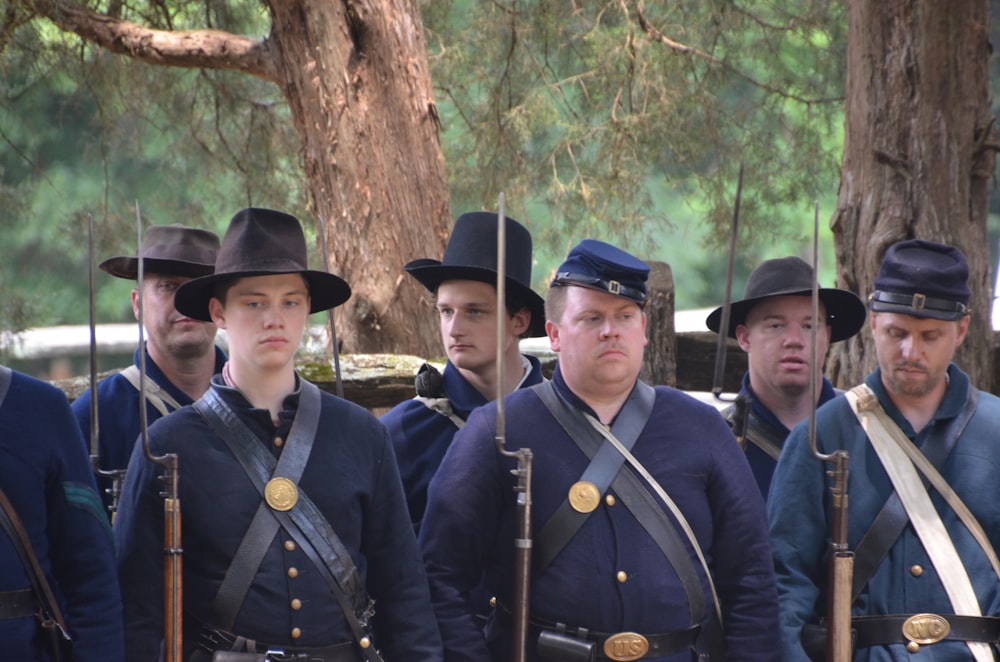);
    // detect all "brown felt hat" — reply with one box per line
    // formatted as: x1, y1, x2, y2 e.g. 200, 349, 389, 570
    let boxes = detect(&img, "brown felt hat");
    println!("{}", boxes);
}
100, 224, 220, 280
174, 208, 351, 322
